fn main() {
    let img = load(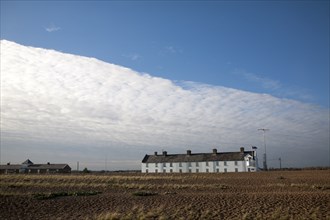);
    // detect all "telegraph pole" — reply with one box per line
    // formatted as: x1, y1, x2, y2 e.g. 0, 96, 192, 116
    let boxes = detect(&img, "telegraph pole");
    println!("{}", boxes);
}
258, 128, 269, 171
279, 157, 282, 169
